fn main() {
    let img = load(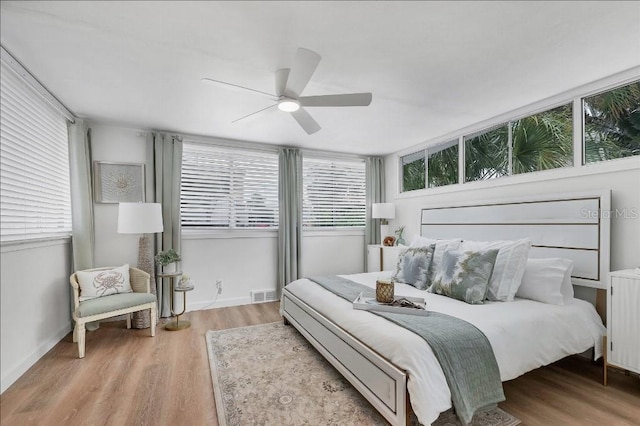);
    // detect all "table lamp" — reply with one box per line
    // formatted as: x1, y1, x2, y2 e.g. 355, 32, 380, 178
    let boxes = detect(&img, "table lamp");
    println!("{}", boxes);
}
117, 202, 164, 327
372, 203, 395, 244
